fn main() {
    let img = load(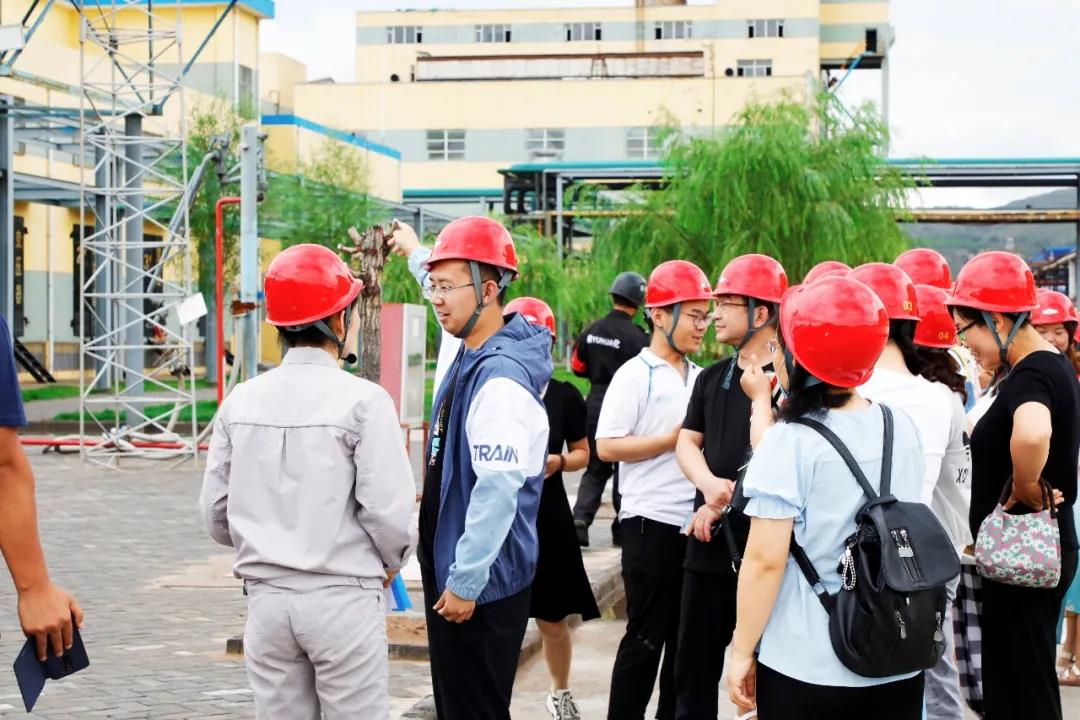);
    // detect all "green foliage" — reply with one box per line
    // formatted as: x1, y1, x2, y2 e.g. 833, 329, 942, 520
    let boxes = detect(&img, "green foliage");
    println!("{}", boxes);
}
262, 138, 377, 251
186, 99, 243, 298
591, 92, 913, 287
